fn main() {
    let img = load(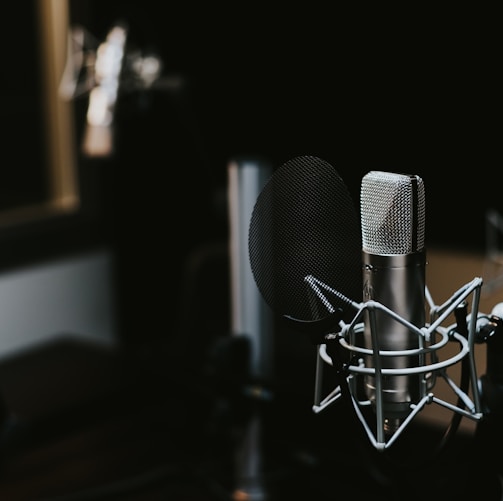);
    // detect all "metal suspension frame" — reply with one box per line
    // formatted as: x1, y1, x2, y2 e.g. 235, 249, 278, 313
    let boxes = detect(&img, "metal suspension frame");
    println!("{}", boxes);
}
307, 275, 484, 451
